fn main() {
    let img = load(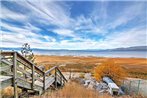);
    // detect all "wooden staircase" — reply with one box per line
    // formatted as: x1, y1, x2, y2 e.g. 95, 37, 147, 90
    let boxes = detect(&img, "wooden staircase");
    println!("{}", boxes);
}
0, 51, 67, 98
